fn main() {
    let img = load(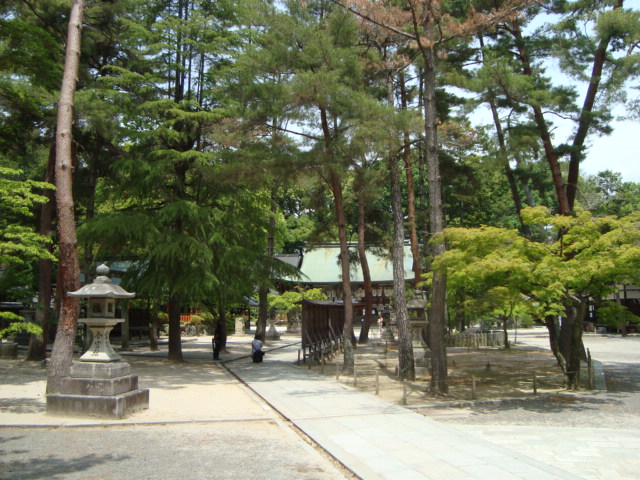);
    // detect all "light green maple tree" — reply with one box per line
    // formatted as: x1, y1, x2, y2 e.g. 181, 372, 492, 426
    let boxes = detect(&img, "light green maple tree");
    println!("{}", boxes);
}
434, 206, 640, 389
